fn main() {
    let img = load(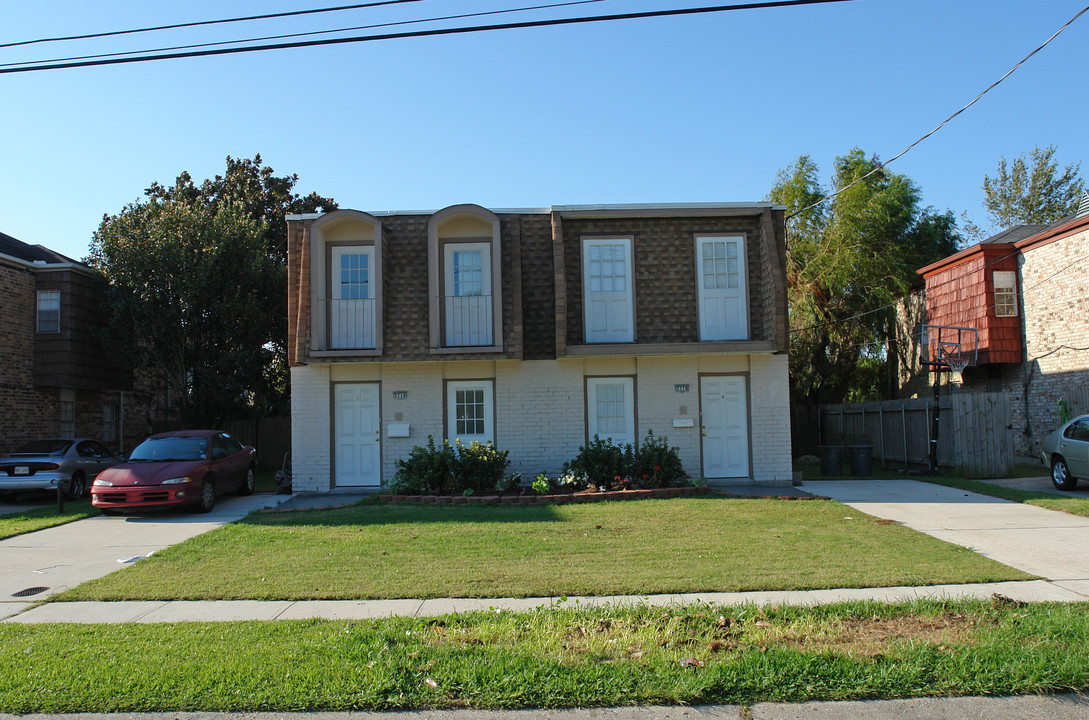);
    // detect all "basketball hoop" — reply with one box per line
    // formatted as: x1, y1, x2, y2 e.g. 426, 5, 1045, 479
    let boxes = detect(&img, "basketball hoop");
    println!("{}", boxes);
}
945, 356, 969, 378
